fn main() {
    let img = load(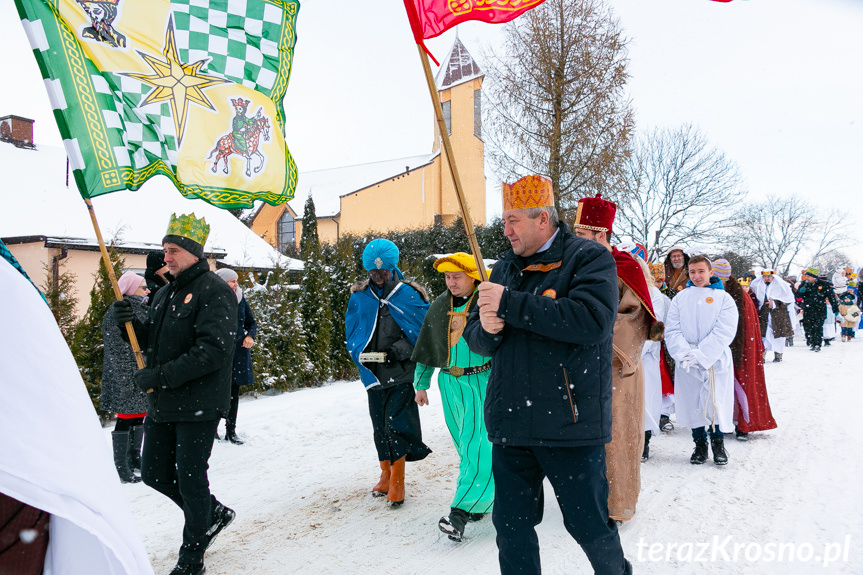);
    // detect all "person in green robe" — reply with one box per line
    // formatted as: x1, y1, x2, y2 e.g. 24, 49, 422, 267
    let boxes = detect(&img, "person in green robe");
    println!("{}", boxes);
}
412, 252, 494, 542
231, 98, 256, 153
